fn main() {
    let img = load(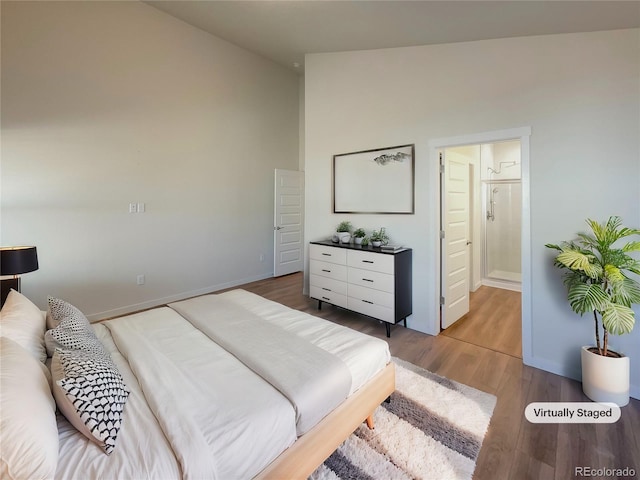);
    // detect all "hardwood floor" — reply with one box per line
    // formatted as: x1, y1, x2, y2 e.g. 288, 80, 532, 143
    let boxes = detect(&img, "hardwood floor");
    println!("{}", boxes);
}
231, 273, 640, 480
441, 286, 522, 358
